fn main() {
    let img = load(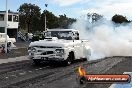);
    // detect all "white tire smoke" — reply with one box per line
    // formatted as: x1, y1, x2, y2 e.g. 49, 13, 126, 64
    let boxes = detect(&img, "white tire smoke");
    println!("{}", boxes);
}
71, 19, 132, 60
